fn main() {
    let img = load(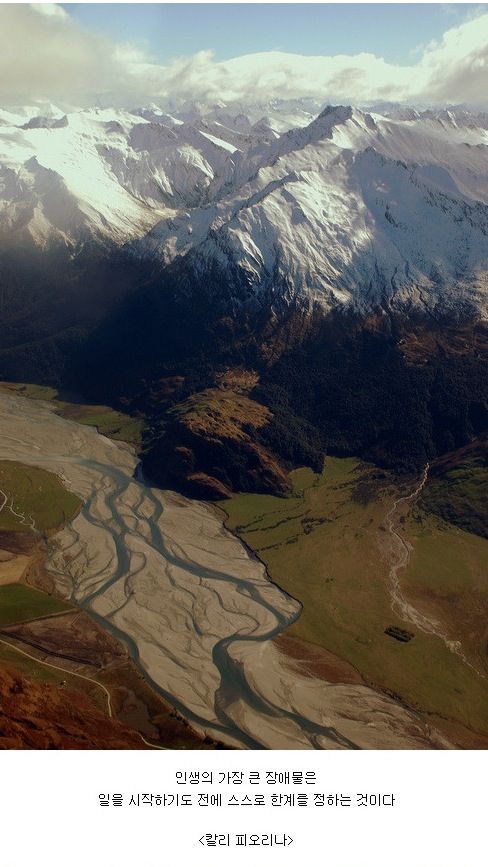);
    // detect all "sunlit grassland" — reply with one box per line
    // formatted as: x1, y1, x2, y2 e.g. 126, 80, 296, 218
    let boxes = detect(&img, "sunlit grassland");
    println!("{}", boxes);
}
403, 511, 488, 666
0, 460, 81, 533
221, 457, 488, 736
0, 583, 72, 626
